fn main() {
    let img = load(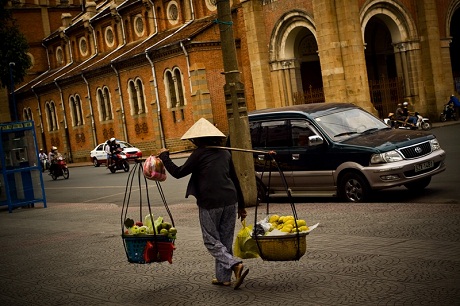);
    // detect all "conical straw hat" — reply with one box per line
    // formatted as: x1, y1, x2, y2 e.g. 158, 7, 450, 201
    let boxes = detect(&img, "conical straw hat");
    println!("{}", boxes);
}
181, 118, 226, 140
